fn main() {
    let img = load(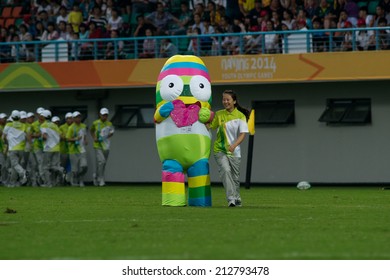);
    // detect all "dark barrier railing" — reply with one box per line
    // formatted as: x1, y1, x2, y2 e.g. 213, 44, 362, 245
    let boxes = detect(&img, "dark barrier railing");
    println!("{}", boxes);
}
0, 26, 389, 63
